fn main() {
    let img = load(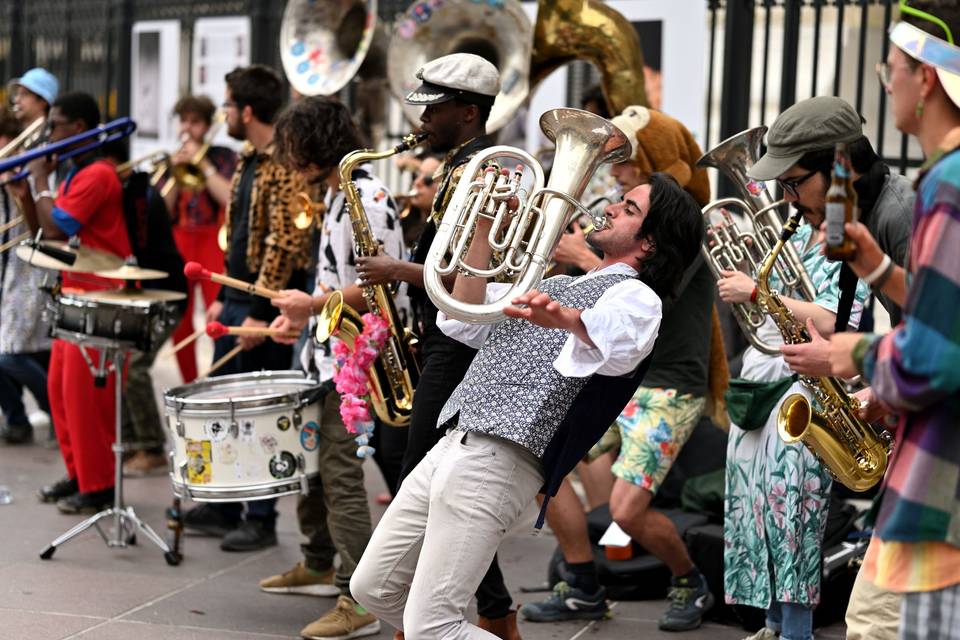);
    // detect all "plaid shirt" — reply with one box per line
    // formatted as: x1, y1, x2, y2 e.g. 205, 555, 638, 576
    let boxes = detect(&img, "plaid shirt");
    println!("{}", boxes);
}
861, 133, 960, 553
